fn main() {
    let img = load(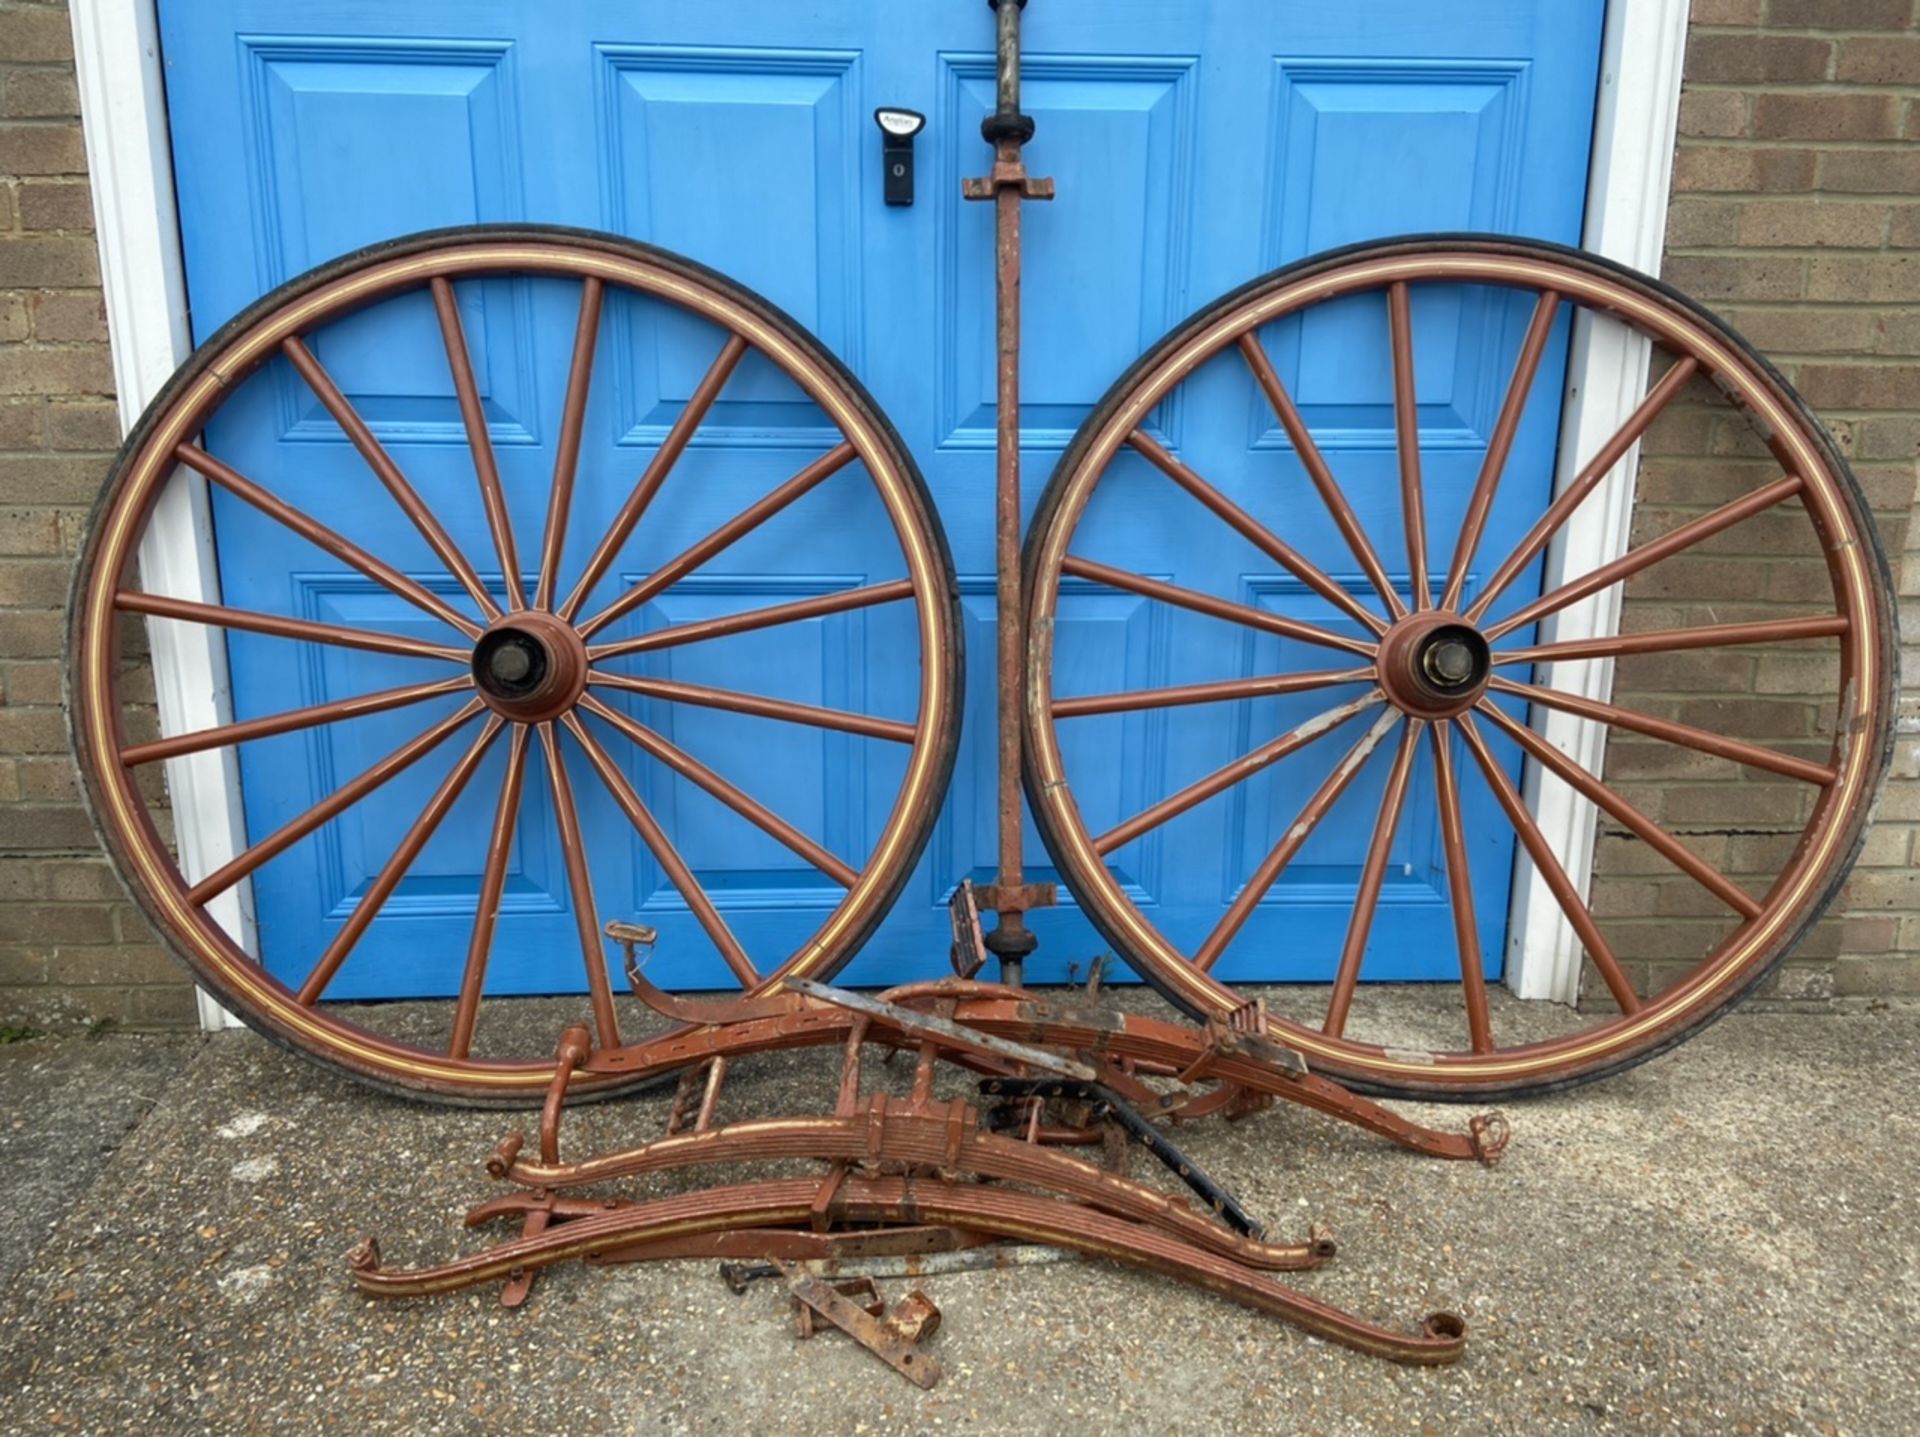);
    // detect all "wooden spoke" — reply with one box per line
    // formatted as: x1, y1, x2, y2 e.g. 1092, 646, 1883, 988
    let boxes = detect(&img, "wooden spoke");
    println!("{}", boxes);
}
117, 590, 469, 664
1061, 556, 1378, 659
175, 443, 481, 638
533, 277, 605, 612
280, 337, 500, 620
562, 333, 750, 624
1476, 700, 1763, 919
580, 694, 858, 888
186, 699, 483, 905
121, 675, 470, 767
580, 439, 854, 639
589, 671, 916, 744
296, 716, 504, 1005
430, 276, 526, 611
1387, 282, 1431, 611
537, 720, 623, 1049
1489, 676, 1836, 786
1456, 711, 1641, 1014
449, 725, 530, 1059
1053, 667, 1372, 719
1439, 289, 1560, 612
1239, 333, 1406, 619
1194, 708, 1401, 971
1486, 473, 1805, 643
1430, 722, 1492, 1053
1495, 613, 1848, 667
1323, 718, 1424, 1039
1094, 690, 1382, 856
588, 580, 916, 662
1127, 430, 1386, 634
561, 713, 759, 988
1466, 356, 1699, 625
